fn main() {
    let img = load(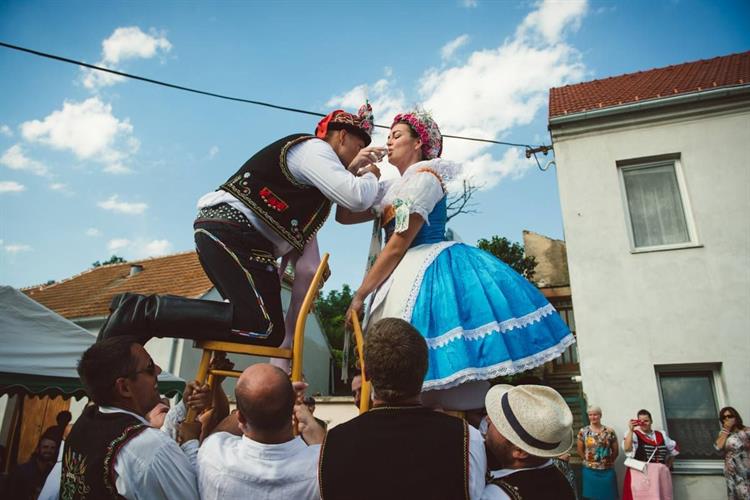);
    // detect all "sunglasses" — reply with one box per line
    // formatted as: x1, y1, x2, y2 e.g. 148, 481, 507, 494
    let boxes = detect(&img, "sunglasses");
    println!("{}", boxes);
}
129, 359, 157, 378
721, 414, 735, 420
